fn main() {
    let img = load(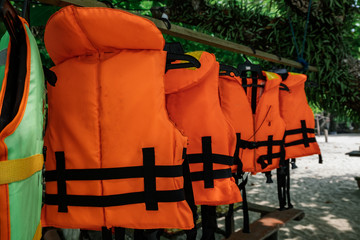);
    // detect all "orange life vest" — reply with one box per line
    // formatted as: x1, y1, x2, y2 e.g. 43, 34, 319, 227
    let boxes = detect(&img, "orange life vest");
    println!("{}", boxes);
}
42, 6, 193, 230
219, 72, 285, 174
164, 51, 242, 206
279, 72, 321, 159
